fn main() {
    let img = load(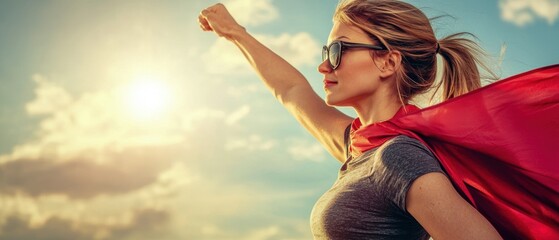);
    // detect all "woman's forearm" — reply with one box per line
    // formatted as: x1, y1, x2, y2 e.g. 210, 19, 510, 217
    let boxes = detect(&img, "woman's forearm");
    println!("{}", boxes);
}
229, 27, 313, 104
